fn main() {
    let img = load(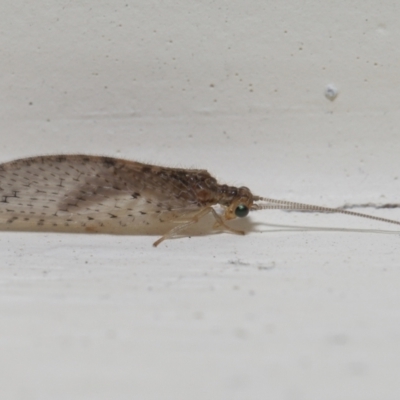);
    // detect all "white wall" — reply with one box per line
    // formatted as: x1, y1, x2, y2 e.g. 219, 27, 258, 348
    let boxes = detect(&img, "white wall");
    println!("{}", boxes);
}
1, 2, 400, 399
